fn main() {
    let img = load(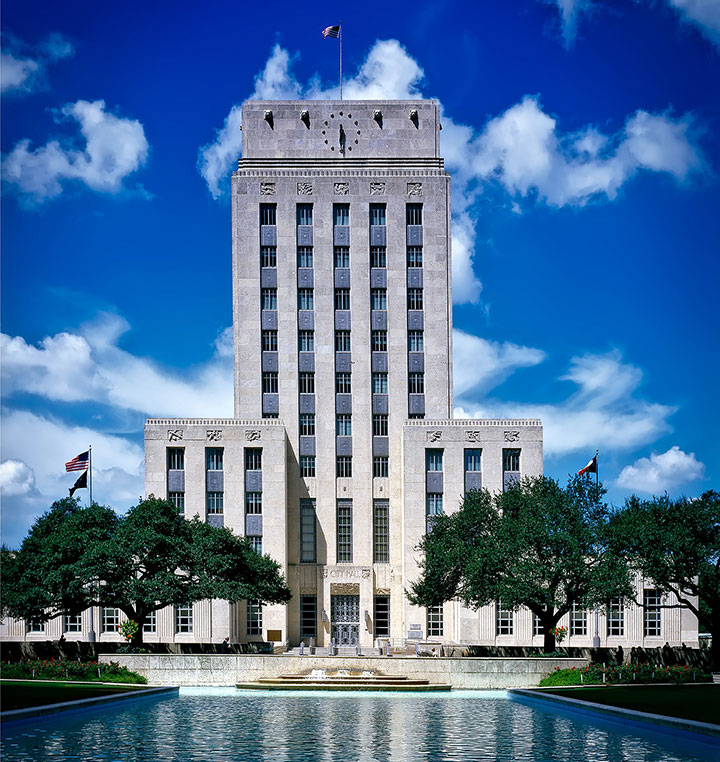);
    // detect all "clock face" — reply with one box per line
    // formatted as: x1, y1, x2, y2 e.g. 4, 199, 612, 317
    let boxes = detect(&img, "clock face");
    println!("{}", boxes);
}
321, 110, 361, 154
